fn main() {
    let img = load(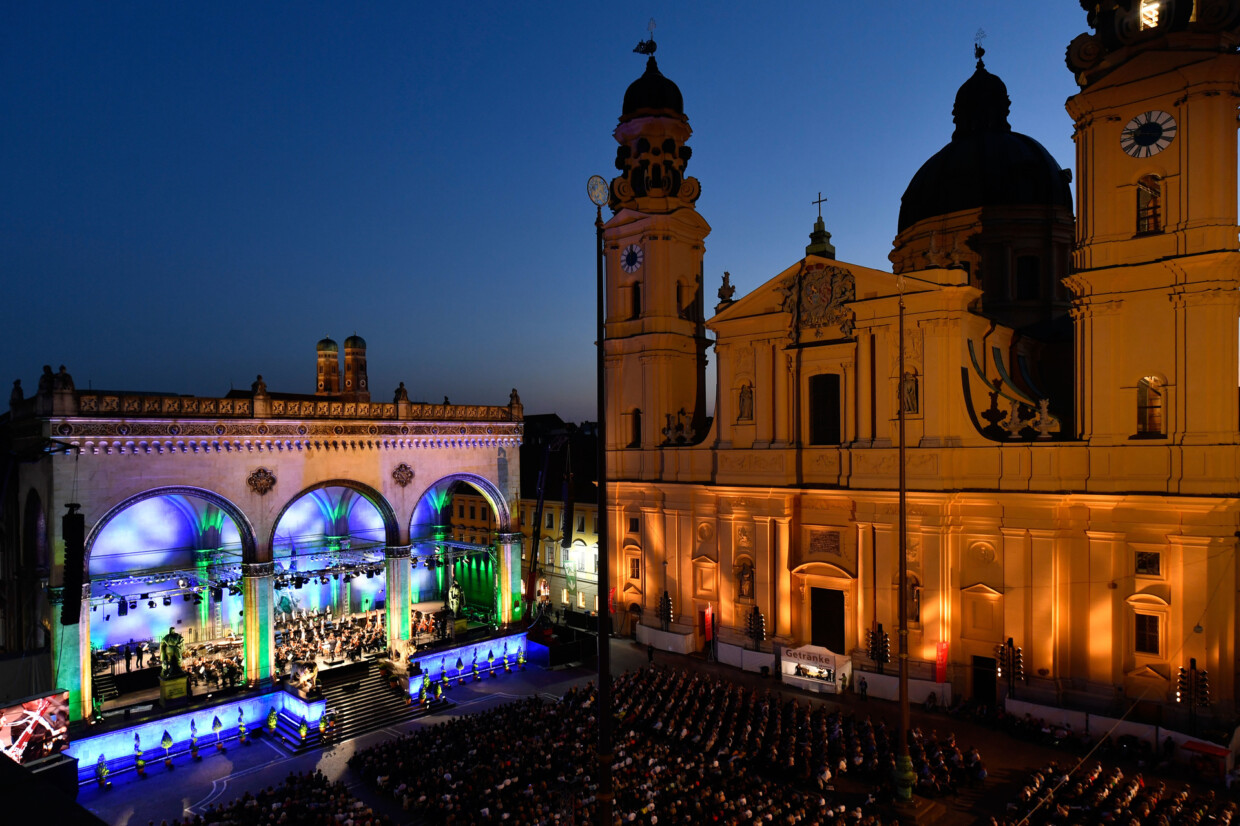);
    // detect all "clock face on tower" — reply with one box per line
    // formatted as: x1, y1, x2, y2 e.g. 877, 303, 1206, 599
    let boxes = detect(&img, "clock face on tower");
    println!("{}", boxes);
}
621, 244, 644, 273
1120, 110, 1177, 158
